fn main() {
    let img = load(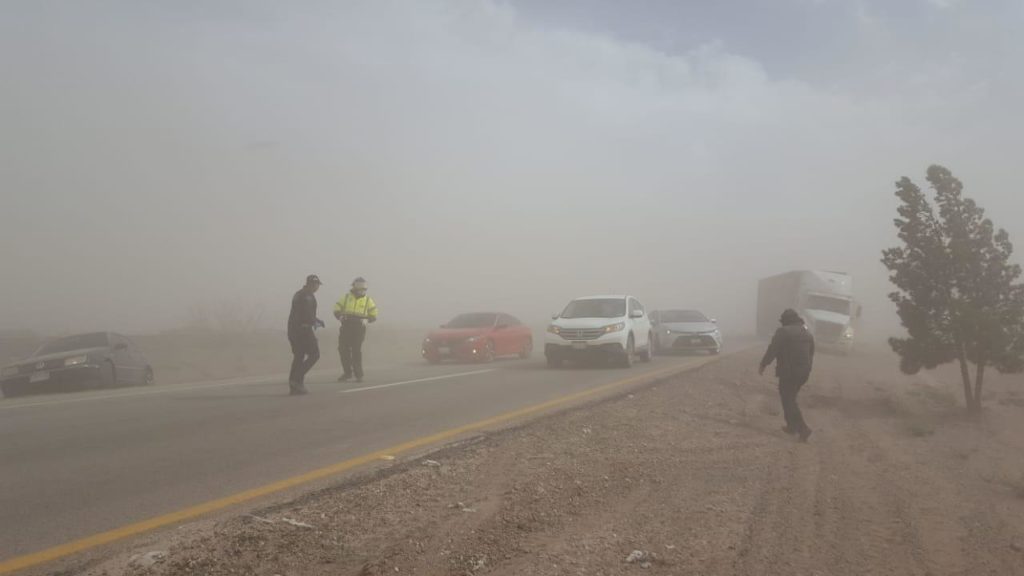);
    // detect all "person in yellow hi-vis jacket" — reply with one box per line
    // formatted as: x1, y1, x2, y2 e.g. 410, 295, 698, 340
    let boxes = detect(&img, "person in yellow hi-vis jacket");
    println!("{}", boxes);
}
334, 277, 378, 382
